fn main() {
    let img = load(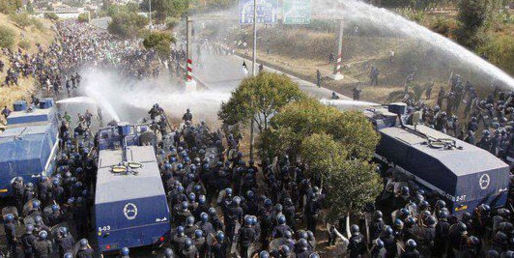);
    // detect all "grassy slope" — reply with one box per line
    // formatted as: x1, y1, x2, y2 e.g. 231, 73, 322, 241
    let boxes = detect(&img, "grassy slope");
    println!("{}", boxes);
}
0, 13, 55, 124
